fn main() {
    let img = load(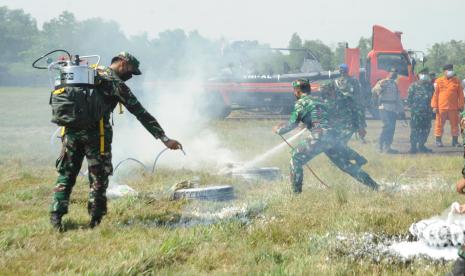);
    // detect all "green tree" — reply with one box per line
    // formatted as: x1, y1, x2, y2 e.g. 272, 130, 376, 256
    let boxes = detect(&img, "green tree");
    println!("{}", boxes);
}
333, 42, 347, 69
357, 37, 371, 66
0, 6, 39, 63
302, 40, 334, 70
287, 33, 304, 72
42, 11, 78, 52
